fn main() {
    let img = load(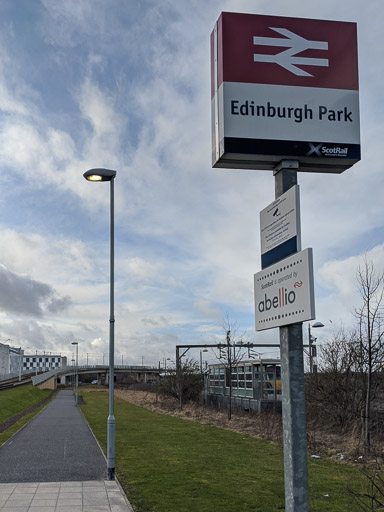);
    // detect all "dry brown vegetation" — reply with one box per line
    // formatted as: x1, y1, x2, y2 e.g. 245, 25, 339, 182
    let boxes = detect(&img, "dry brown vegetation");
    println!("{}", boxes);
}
116, 389, 282, 441
112, 389, 381, 466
